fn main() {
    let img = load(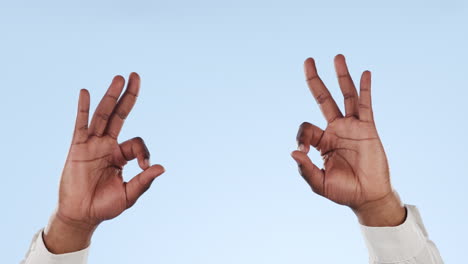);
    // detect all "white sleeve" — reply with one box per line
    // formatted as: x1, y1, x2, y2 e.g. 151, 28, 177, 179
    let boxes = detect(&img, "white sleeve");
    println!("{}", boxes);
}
360, 205, 443, 264
21, 229, 90, 264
